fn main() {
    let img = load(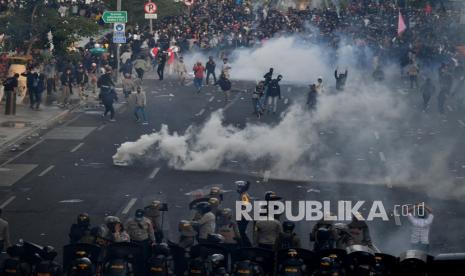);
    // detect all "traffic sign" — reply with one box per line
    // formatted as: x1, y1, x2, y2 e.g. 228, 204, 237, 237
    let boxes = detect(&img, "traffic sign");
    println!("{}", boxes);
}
113, 23, 125, 32
184, 0, 194, 6
145, 14, 158, 19
144, 2, 157, 14
102, 11, 127, 23
113, 33, 126, 44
